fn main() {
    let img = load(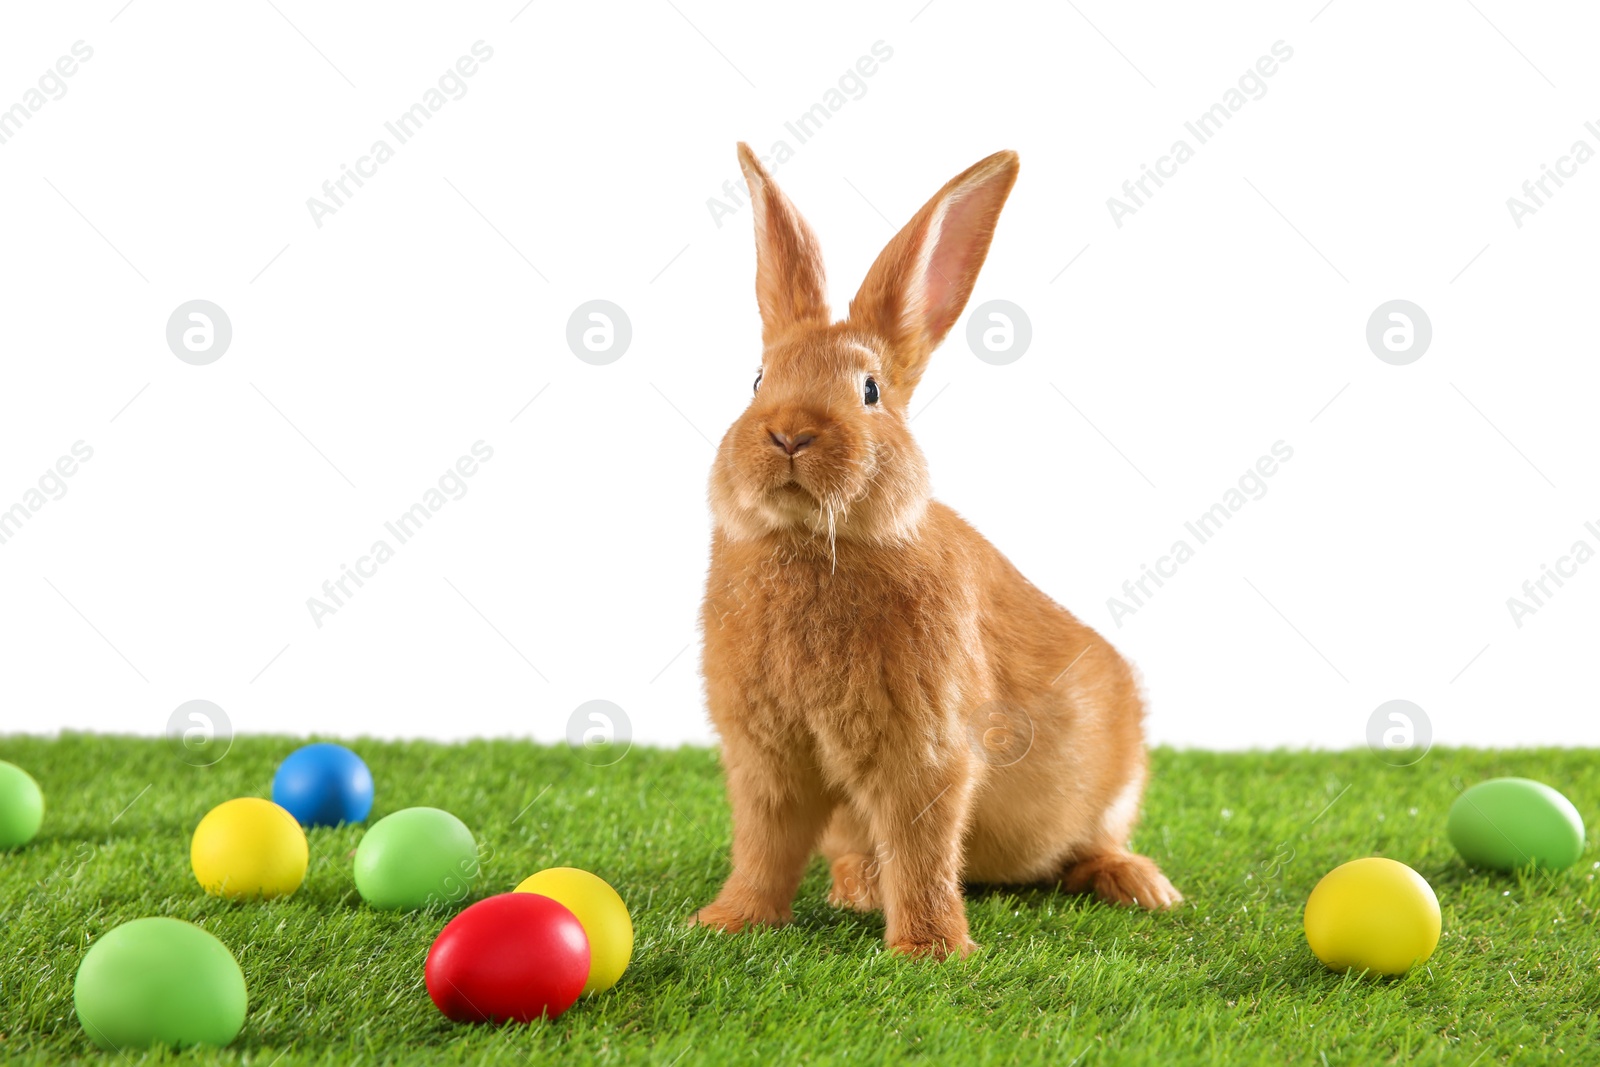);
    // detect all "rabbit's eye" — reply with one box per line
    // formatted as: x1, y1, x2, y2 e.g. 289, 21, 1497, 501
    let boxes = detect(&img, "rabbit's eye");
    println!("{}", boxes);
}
753, 370, 763, 394
864, 377, 880, 405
